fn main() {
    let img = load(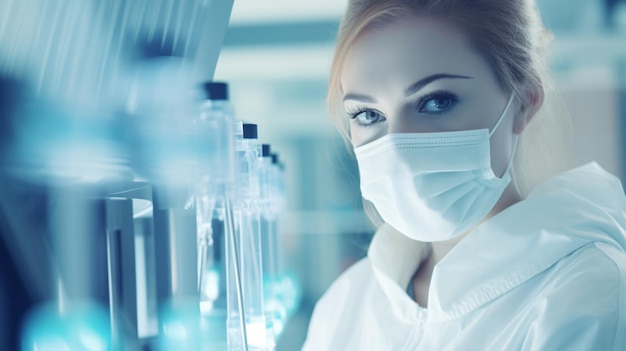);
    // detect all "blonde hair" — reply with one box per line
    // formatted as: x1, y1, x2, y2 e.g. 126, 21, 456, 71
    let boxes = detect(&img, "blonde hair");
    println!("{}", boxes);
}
329, 0, 575, 226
